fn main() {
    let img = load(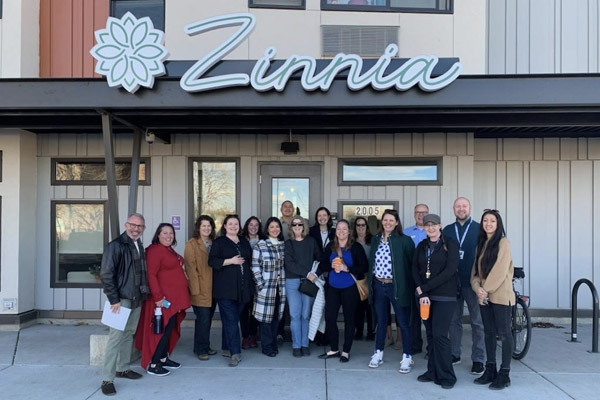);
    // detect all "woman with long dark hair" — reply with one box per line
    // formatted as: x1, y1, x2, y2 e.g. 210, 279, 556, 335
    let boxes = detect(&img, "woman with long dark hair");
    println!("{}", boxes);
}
471, 209, 515, 390
309, 206, 336, 255
367, 209, 416, 373
135, 223, 190, 376
318, 219, 368, 363
239, 216, 263, 349
251, 217, 286, 357
352, 216, 375, 341
184, 215, 220, 360
208, 215, 255, 367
